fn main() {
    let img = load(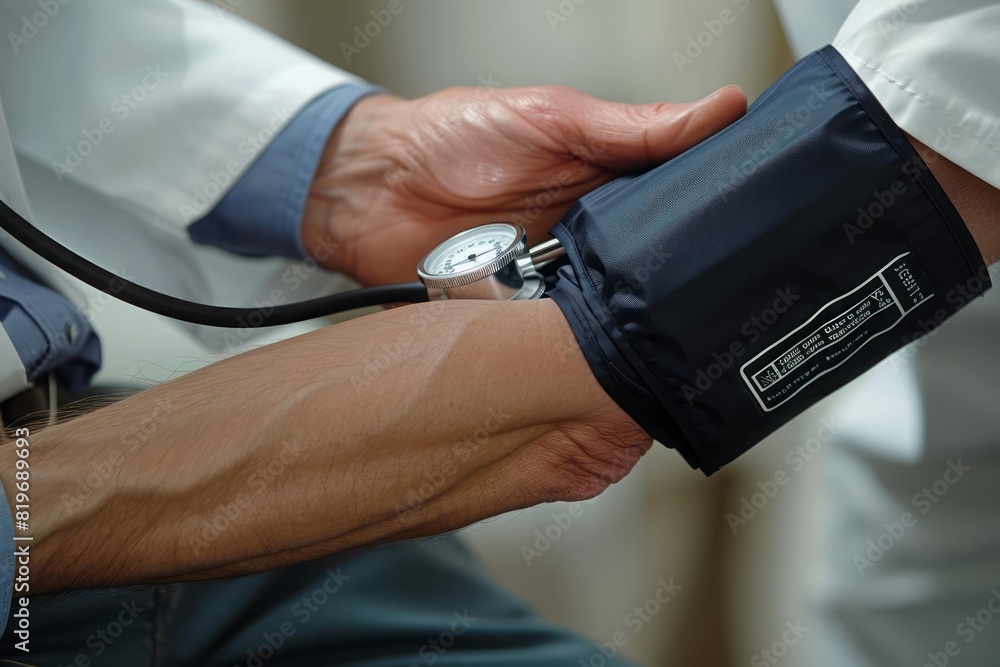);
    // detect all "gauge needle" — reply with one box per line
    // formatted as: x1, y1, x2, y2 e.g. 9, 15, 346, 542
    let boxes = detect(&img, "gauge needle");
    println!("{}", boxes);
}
449, 254, 479, 268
